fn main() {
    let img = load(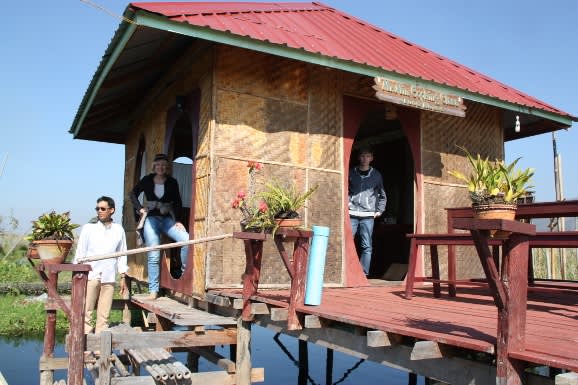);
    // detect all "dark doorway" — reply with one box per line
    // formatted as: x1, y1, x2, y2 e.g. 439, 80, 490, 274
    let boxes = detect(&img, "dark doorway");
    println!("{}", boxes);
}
162, 90, 200, 286
349, 103, 414, 280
